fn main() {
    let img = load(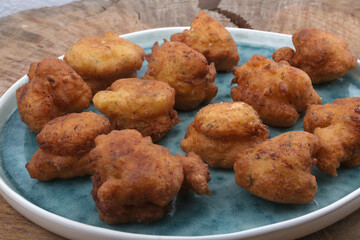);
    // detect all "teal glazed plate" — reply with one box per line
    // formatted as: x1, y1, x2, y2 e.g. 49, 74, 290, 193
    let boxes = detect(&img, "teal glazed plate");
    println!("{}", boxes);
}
1, 27, 360, 240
